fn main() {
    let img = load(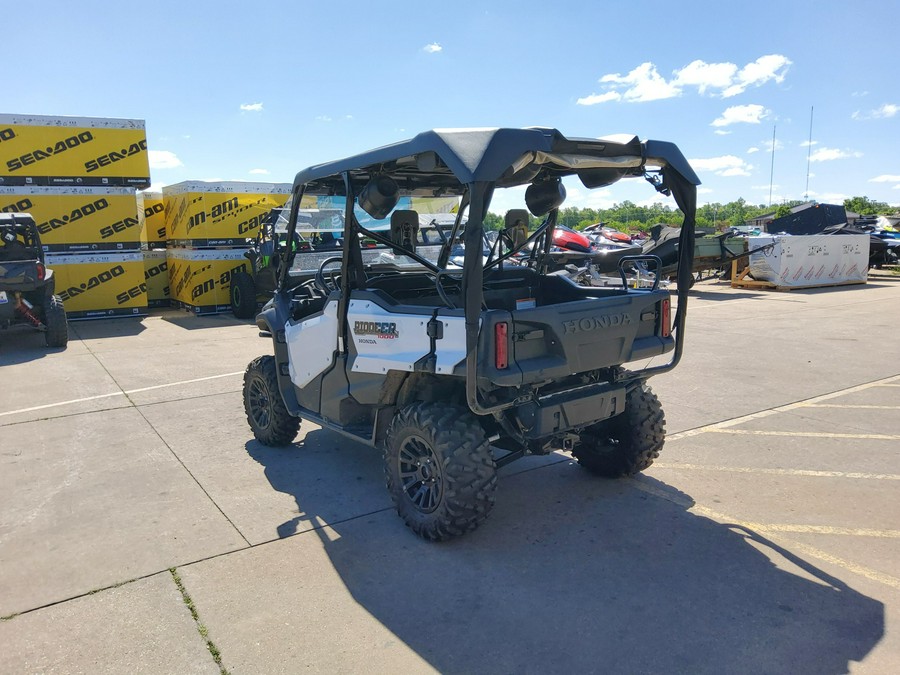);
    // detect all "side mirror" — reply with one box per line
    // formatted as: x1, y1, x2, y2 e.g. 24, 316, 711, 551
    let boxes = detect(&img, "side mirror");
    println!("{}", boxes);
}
525, 178, 566, 216
503, 209, 530, 250
358, 175, 400, 219
390, 210, 419, 254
